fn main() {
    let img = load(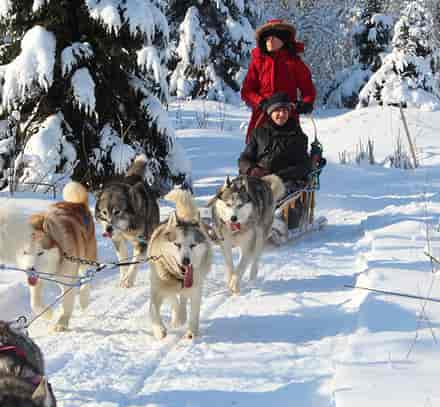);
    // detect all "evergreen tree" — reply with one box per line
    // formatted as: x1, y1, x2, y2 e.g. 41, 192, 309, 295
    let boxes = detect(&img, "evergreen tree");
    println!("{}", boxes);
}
354, 0, 391, 70
324, 0, 392, 107
0, 0, 188, 193
261, 0, 361, 106
167, 0, 259, 103
358, 0, 440, 109
429, 0, 440, 79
